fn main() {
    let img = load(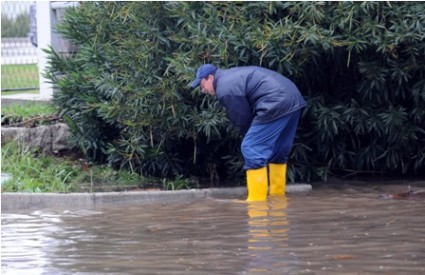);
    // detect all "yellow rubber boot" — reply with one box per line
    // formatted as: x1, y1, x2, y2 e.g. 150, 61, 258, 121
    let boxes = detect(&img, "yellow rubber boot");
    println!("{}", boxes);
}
246, 167, 268, 201
269, 163, 287, 196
